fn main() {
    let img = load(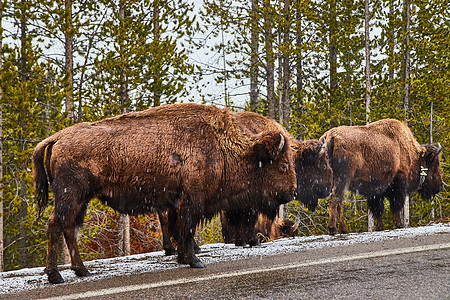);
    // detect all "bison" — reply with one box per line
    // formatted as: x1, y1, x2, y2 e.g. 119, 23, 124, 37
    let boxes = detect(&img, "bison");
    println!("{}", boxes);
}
320, 118, 443, 235
33, 103, 297, 284
219, 111, 332, 245
220, 211, 299, 244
